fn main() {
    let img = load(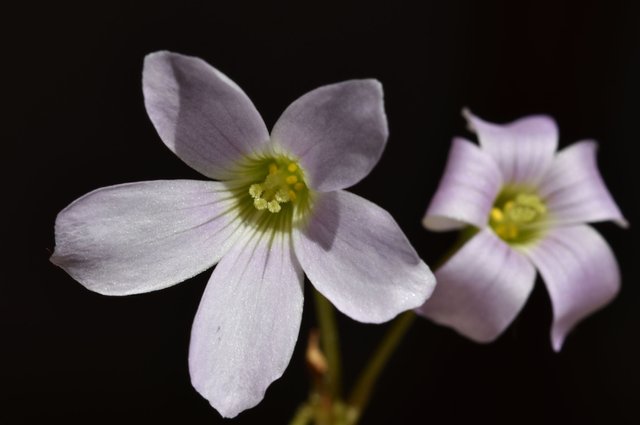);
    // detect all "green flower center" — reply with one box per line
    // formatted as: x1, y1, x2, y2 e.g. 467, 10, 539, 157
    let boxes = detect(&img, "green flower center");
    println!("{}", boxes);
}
229, 155, 312, 233
489, 189, 547, 244
248, 160, 308, 214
